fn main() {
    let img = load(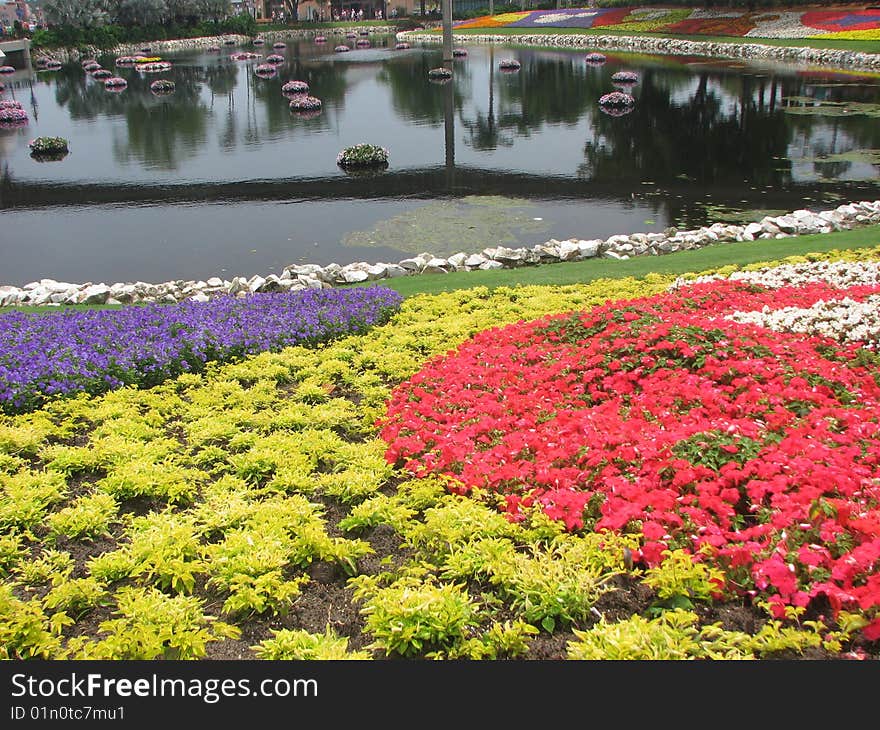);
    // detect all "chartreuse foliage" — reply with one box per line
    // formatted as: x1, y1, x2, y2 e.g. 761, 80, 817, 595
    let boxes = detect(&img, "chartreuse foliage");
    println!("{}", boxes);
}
1, 246, 879, 659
